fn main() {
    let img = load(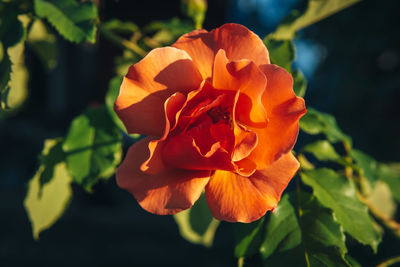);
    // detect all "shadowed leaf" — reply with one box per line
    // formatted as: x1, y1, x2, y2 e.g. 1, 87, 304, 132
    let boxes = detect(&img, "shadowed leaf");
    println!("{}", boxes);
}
173, 193, 220, 247
234, 216, 265, 258
24, 139, 72, 240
